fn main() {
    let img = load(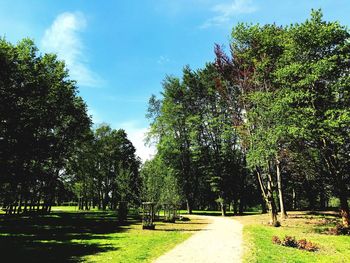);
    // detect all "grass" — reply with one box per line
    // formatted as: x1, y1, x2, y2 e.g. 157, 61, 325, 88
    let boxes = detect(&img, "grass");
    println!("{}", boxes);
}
235, 211, 350, 263
0, 206, 209, 262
